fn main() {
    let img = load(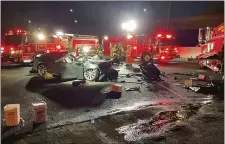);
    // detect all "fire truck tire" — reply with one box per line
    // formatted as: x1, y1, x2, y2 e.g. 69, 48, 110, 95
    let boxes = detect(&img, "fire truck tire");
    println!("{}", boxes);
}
84, 68, 99, 81
37, 63, 48, 76
141, 52, 152, 63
